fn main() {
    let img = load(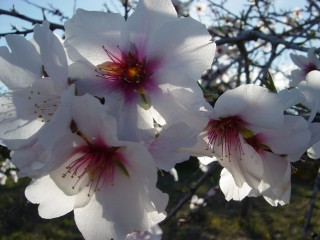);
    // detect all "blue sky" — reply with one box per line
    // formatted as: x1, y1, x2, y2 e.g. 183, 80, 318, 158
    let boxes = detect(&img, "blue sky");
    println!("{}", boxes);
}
0, 0, 305, 39
0, 0, 306, 93
0, 0, 115, 37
